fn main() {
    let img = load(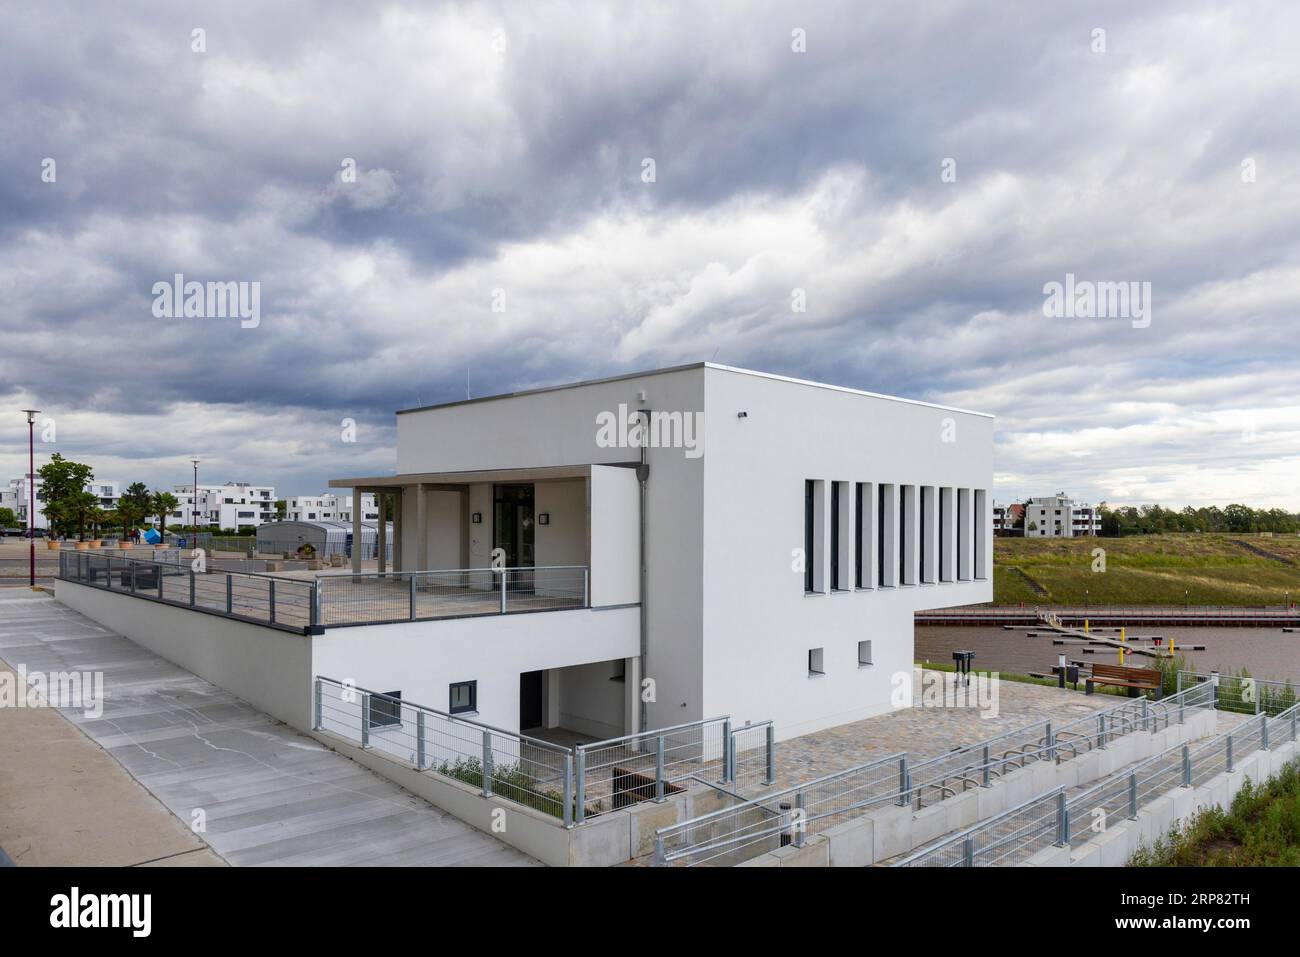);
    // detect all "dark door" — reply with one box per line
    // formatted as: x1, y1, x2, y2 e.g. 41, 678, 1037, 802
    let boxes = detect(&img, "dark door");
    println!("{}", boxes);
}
493, 483, 535, 591
519, 670, 544, 730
